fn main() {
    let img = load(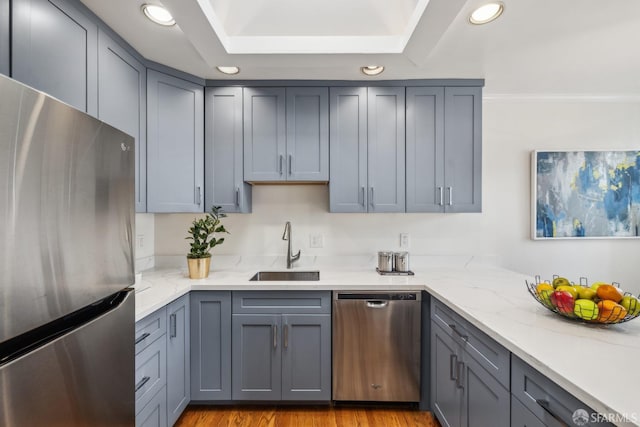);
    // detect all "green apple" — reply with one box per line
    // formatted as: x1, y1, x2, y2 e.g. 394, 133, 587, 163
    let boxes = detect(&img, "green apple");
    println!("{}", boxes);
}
574, 299, 599, 320
576, 287, 597, 300
590, 282, 607, 291
620, 296, 640, 316
552, 277, 571, 289
556, 285, 578, 299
